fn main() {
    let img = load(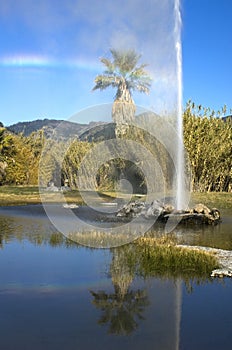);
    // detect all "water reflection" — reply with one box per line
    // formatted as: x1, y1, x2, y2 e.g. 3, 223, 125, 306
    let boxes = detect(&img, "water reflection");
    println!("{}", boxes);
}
175, 208, 232, 250
0, 206, 232, 350
0, 211, 75, 249
0, 214, 214, 288
91, 246, 149, 335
